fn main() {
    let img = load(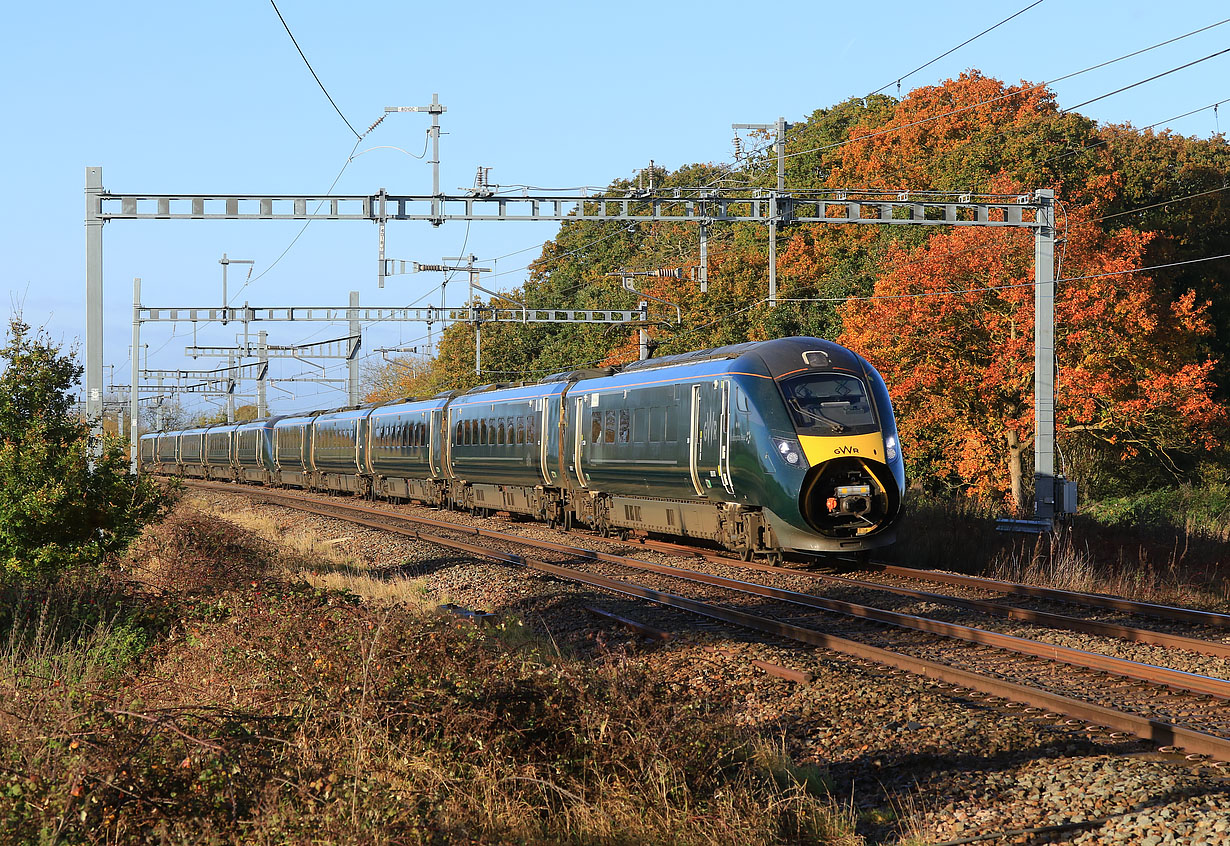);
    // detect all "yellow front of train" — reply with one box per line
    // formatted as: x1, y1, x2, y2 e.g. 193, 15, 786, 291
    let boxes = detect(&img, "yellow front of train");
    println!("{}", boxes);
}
776, 360, 906, 547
